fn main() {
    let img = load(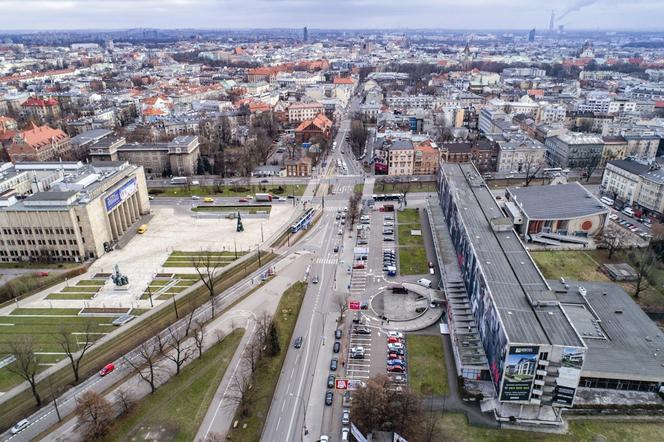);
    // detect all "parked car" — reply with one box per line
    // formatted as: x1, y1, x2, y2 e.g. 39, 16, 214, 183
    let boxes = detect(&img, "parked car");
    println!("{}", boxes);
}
335, 329, 342, 339
328, 374, 336, 389
10, 419, 29, 435
354, 326, 371, 334
387, 365, 406, 373
325, 390, 334, 406
360, 301, 369, 310
387, 359, 406, 366
341, 427, 350, 441
330, 358, 338, 371
388, 353, 404, 360
99, 363, 115, 377
383, 236, 395, 242
342, 409, 350, 425
333, 341, 341, 353
294, 336, 303, 349
387, 336, 402, 344
387, 331, 403, 339
416, 278, 432, 288
388, 342, 404, 351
